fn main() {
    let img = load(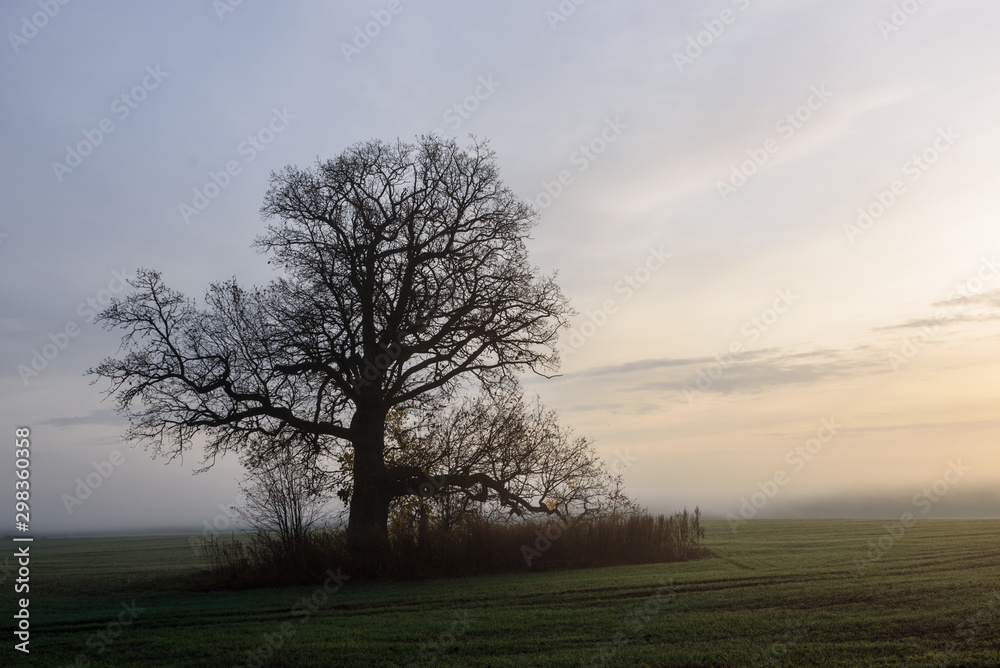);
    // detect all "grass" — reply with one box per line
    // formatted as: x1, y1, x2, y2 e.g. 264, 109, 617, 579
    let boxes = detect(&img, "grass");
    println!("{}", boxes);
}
11, 519, 1000, 666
